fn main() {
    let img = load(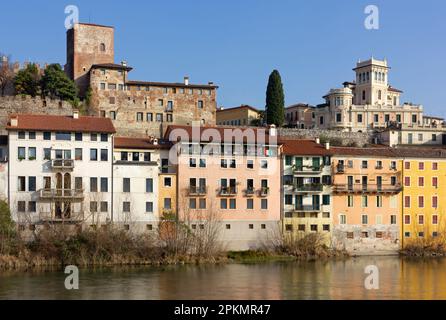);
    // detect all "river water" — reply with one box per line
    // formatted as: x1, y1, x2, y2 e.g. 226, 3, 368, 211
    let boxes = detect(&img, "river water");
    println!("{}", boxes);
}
0, 256, 445, 300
